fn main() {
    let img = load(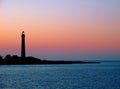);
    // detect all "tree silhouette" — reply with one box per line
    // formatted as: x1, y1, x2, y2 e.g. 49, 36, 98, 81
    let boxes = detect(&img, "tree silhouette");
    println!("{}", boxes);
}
5, 54, 11, 60
12, 55, 19, 59
0, 55, 3, 60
